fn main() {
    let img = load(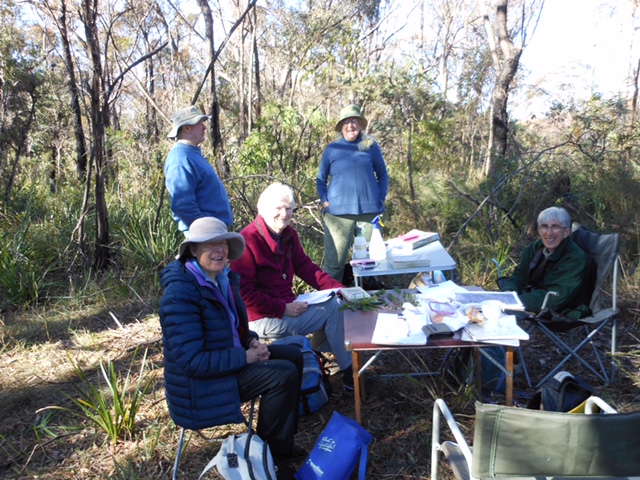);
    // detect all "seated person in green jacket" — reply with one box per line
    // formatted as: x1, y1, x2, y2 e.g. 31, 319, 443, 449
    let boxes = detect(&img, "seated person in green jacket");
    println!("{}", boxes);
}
498, 206, 593, 320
